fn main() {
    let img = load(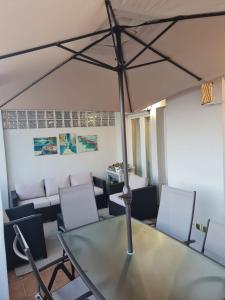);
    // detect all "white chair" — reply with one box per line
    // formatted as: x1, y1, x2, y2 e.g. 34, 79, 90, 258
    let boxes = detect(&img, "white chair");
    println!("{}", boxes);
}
156, 185, 196, 244
13, 224, 95, 300
59, 183, 99, 231
202, 220, 225, 266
